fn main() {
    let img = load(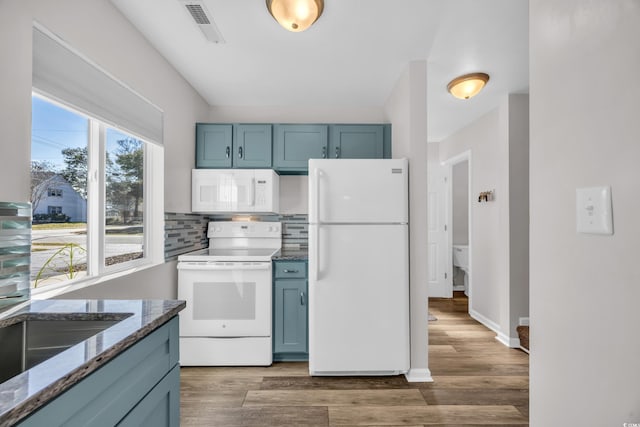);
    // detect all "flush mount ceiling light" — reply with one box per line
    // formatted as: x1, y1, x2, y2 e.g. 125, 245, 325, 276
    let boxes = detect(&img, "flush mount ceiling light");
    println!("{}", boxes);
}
266, 0, 324, 32
447, 72, 490, 100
